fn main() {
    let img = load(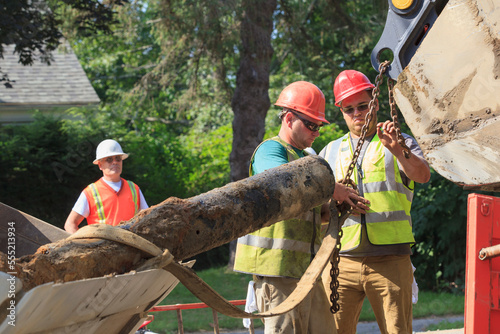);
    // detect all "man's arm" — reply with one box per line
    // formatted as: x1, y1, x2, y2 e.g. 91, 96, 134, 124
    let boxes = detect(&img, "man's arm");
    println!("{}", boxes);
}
394, 147, 431, 184
377, 121, 431, 184
64, 210, 85, 233
139, 189, 149, 210
65, 192, 89, 233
